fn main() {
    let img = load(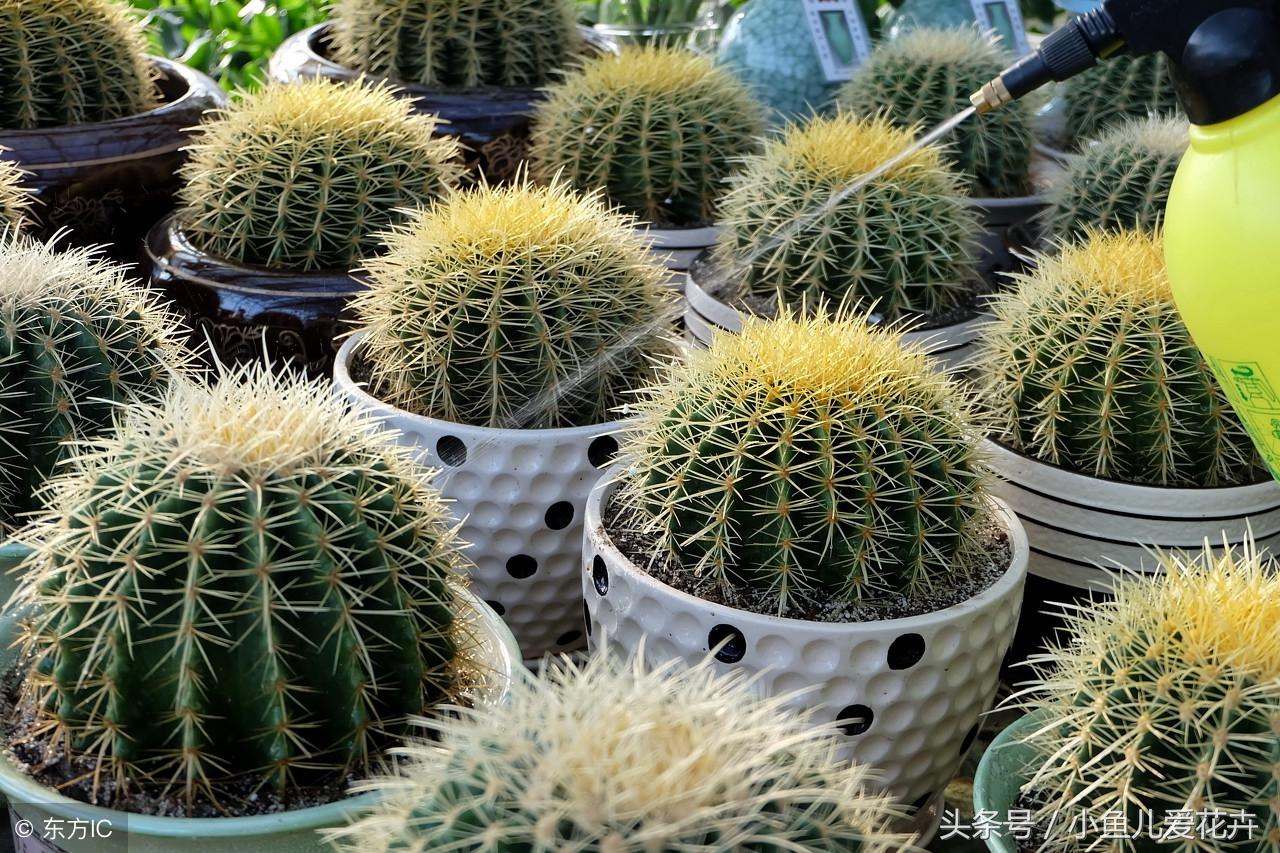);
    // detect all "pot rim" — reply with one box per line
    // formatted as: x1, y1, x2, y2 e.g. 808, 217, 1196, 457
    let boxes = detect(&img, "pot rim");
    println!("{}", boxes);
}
275, 23, 616, 100
335, 332, 627, 442
0, 580, 518, 838
0, 56, 222, 144
146, 215, 363, 297
683, 263, 992, 339
982, 436, 1280, 499
971, 710, 1046, 853
586, 463, 1030, 634
639, 222, 721, 246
